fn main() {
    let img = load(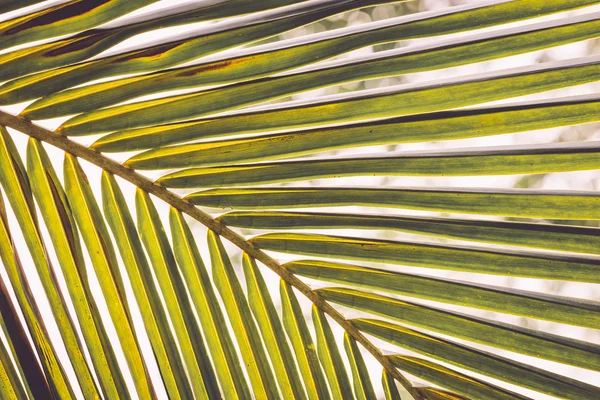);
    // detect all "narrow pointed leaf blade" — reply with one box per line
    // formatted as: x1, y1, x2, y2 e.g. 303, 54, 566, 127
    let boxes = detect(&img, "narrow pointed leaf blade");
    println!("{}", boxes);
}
135, 190, 218, 399
0, 340, 21, 400
27, 0, 600, 120
188, 187, 600, 220
26, 139, 126, 399
0, 127, 98, 399
219, 211, 600, 255
157, 142, 600, 186
343, 332, 377, 400
382, 370, 402, 400
169, 209, 251, 399
0, 0, 326, 83
0, 0, 156, 51
251, 233, 600, 283
1, 0, 381, 106
207, 231, 280, 399
280, 281, 331, 399
64, 155, 155, 399
101, 173, 192, 400
355, 318, 600, 400
415, 387, 470, 400
389, 356, 530, 400
312, 305, 354, 399
118, 95, 600, 159
319, 288, 600, 372
243, 253, 307, 399
0, 190, 72, 400
62, 55, 600, 136
285, 260, 600, 328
